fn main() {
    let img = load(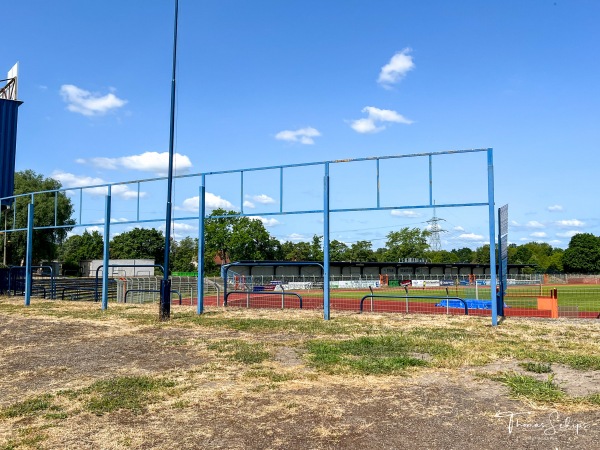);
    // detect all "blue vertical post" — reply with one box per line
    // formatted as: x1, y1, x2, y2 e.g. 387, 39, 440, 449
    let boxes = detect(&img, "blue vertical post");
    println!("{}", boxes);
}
102, 189, 111, 310
240, 171, 244, 214
428, 154, 433, 205
279, 167, 283, 213
24, 201, 34, 306
487, 148, 498, 326
197, 176, 206, 314
376, 159, 380, 208
136, 182, 141, 221
54, 192, 58, 227
323, 163, 330, 320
